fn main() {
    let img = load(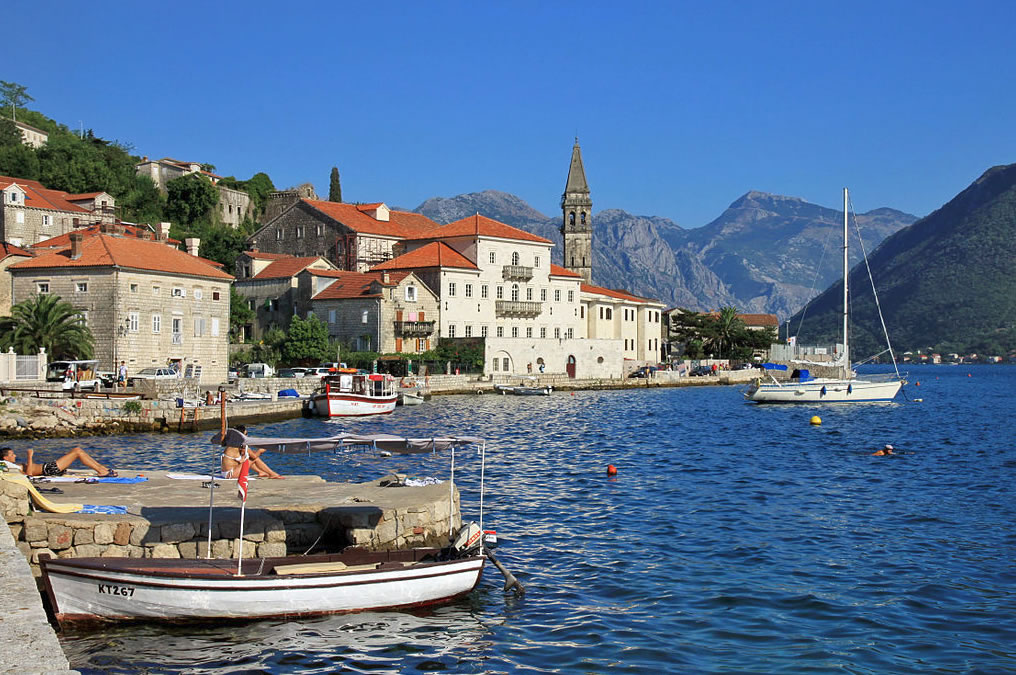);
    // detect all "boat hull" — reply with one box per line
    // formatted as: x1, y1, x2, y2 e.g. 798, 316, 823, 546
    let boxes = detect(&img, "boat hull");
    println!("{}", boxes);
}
746, 377, 903, 403
310, 392, 397, 417
40, 552, 485, 625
